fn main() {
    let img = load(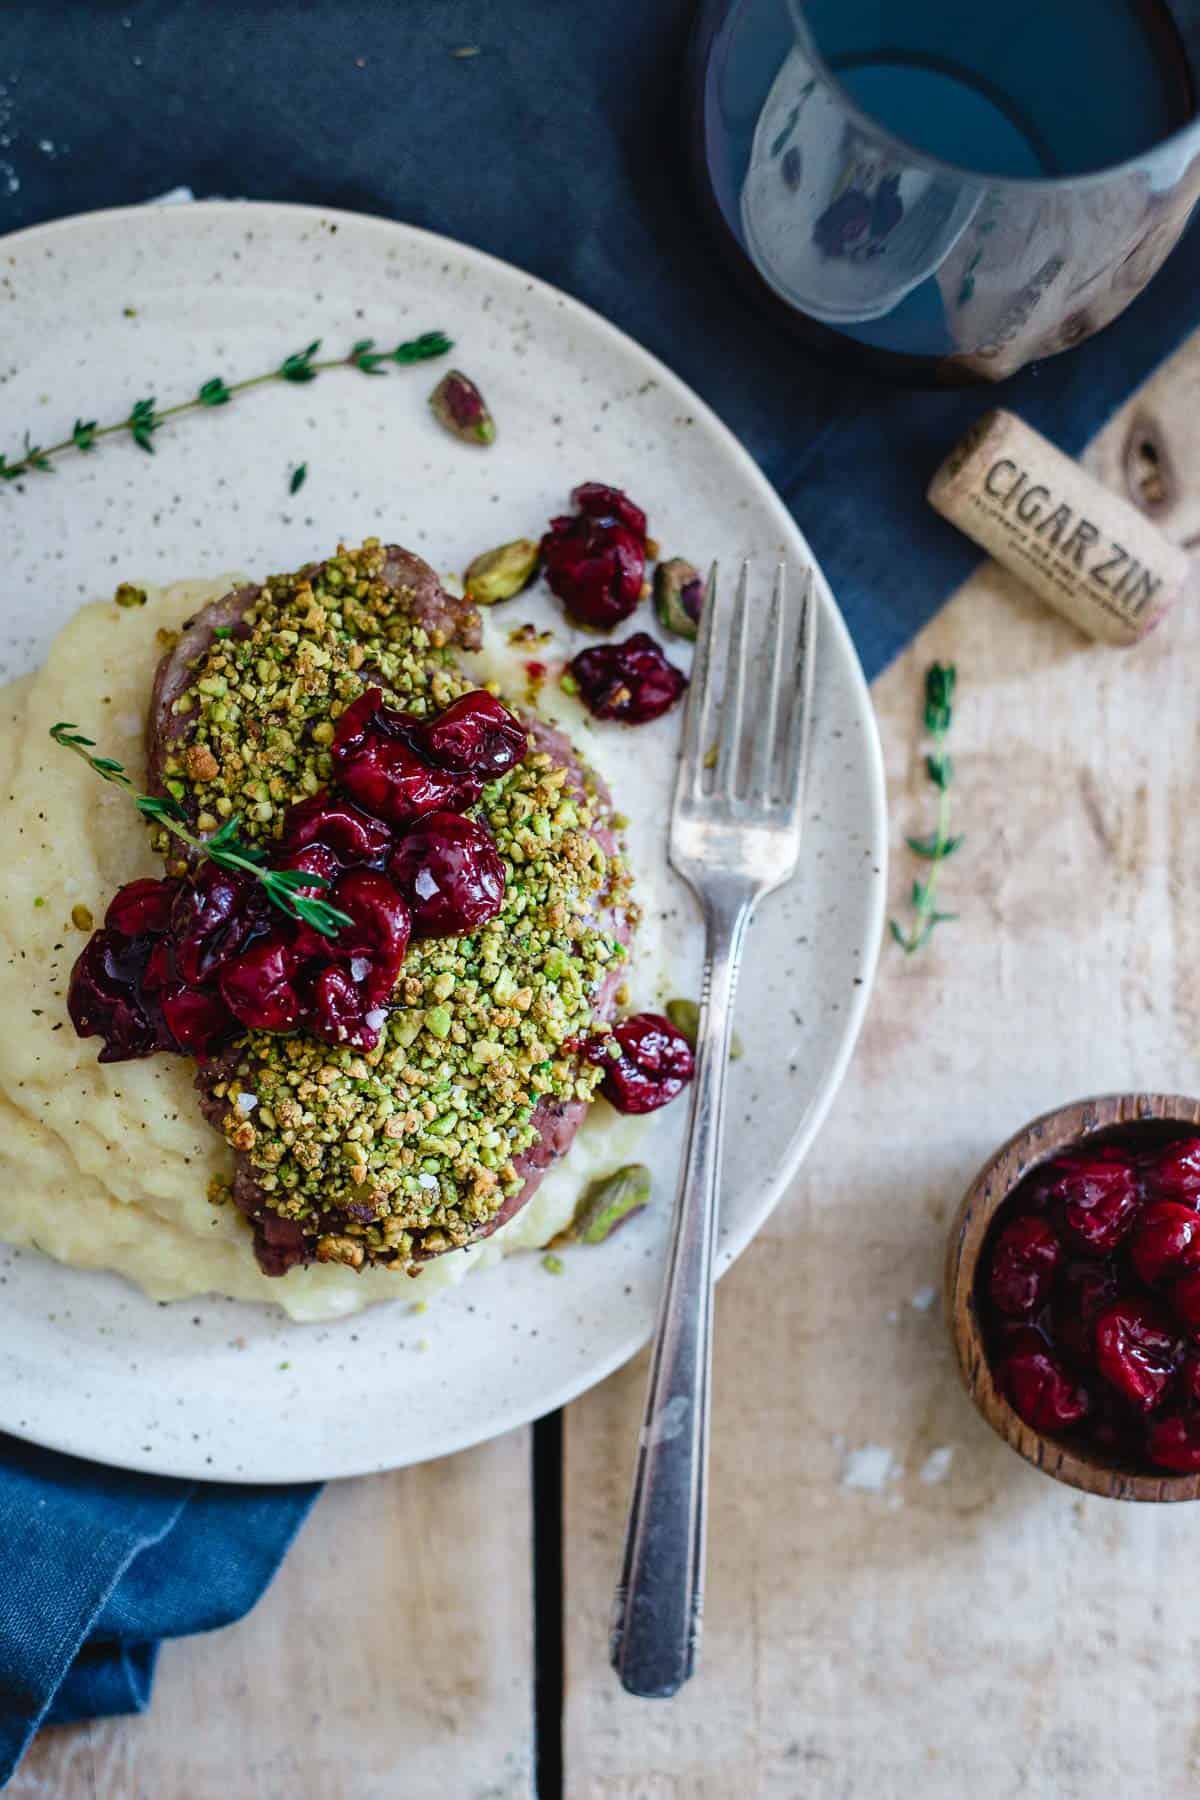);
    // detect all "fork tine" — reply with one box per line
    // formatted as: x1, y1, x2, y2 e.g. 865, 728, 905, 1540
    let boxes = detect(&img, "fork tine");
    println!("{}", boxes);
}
746, 562, 786, 806
780, 565, 817, 806
714, 561, 750, 798
677, 562, 721, 804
